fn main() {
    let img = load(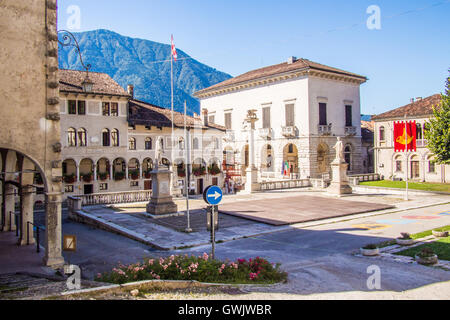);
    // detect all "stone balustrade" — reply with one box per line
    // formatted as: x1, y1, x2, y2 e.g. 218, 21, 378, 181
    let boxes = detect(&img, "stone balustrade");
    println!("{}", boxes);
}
77, 190, 152, 206
348, 173, 381, 185
260, 179, 311, 191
